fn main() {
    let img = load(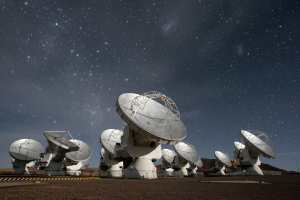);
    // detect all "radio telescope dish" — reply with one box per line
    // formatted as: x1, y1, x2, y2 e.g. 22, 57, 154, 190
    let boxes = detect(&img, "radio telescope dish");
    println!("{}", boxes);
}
65, 139, 92, 162
114, 91, 186, 179
9, 139, 44, 175
172, 141, 202, 177
232, 130, 277, 176
234, 141, 245, 151
9, 139, 44, 161
100, 129, 123, 154
215, 151, 232, 167
100, 129, 124, 178
44, 131, 79, 153
162, 149, 177, 165
174, 141, 200, 163
116, 92, 187, 145
64, 139, 91, 176
35, 131, 79, 176
240, 130, 276, 159
213, 151, 231, 175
